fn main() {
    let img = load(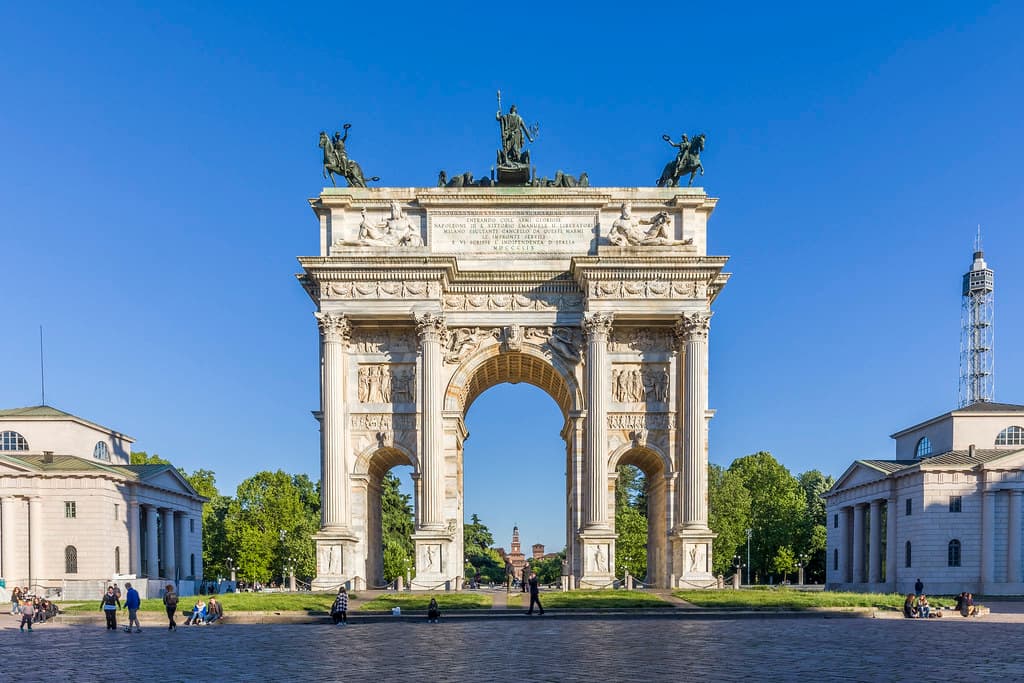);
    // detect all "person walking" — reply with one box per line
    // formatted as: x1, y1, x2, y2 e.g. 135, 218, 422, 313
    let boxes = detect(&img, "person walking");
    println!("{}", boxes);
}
162, 584, 179, 631
124, 582, 142, 633
19, 598, 35, 631
526, 571, 545, 616
101, 586, 121, 630
914, 578, 923, 596
11, 586, 21, 615
330, 586, 348, 626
